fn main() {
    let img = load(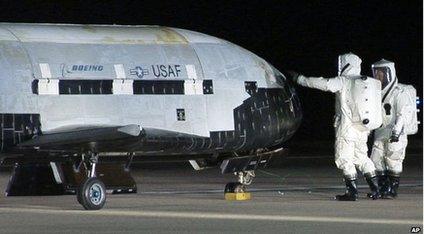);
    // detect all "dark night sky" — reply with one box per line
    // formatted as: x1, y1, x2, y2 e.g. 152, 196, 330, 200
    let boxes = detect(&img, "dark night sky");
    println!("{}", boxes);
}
0, 0, 422, 141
